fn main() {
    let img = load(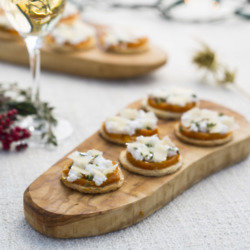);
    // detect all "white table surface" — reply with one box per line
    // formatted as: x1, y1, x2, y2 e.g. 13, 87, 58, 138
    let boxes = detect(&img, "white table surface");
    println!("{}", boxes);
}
0, 7, 250, 250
